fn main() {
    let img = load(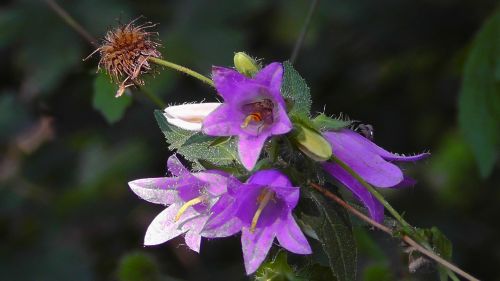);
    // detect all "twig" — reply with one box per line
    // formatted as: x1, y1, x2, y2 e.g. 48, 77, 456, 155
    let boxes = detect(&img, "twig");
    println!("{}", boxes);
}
148, 57, 215, 88
290, 0, 319, 64
44, 0, 98, 46
310, 182, 480, 281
